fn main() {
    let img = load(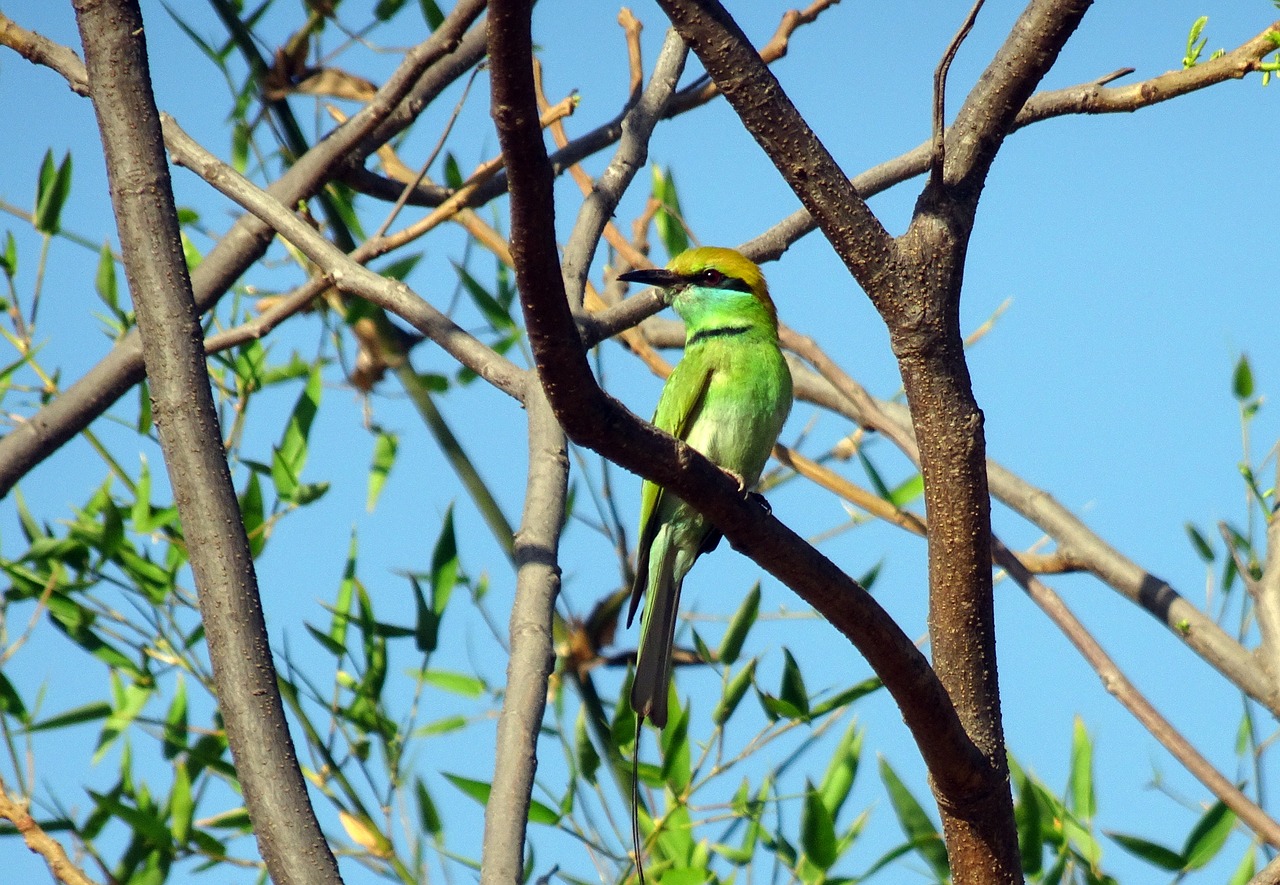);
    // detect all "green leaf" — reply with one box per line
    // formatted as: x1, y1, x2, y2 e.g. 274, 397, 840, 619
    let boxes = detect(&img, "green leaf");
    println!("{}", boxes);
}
809, 676, 882, 718
574, 707, 600, 786
801, 781, 838, 870
331, 531, 357, 649
713, 659, 756, 726
93, 677, 152, 764
453, 262, 515, 331
28, 701, 112, 732
1181, 801, 1235, 871
366, 429, 398, 512
137, 379, 153, 434
888, 472, 924, 509
1016, 768, 1044, 875
651, 166, 689, 258
1232, 354, 1254, 400
857, 449, 894, 501
374, 0, 406, 19
878, 757, 948, 879
819, 718, 862, 818
239, 471, 266, 557
95, 242, 119, 314
376, 253, 423, 282
34, 150, 73, 235
418, 0, 445, 28
1184, 523, 1214, 563
778, 649, 810, 718
414, 507, 458, 652
1068, 716, 1095, 819
1184, 16, 1209, 68
0, 671, 29, 722
444, 773, 559, 825
1227, 847, 1255, 885
718, 583, 759, 665
660, 702, 691, 791
162, 676, 188, 759
1107, 832, 1183, 871
413, 715, 469, 737
420, 669, 486, 697
416, 778, 443, 837
271, 366, 322, 501
0, 230, 16, 276
169, 760, 194, 844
